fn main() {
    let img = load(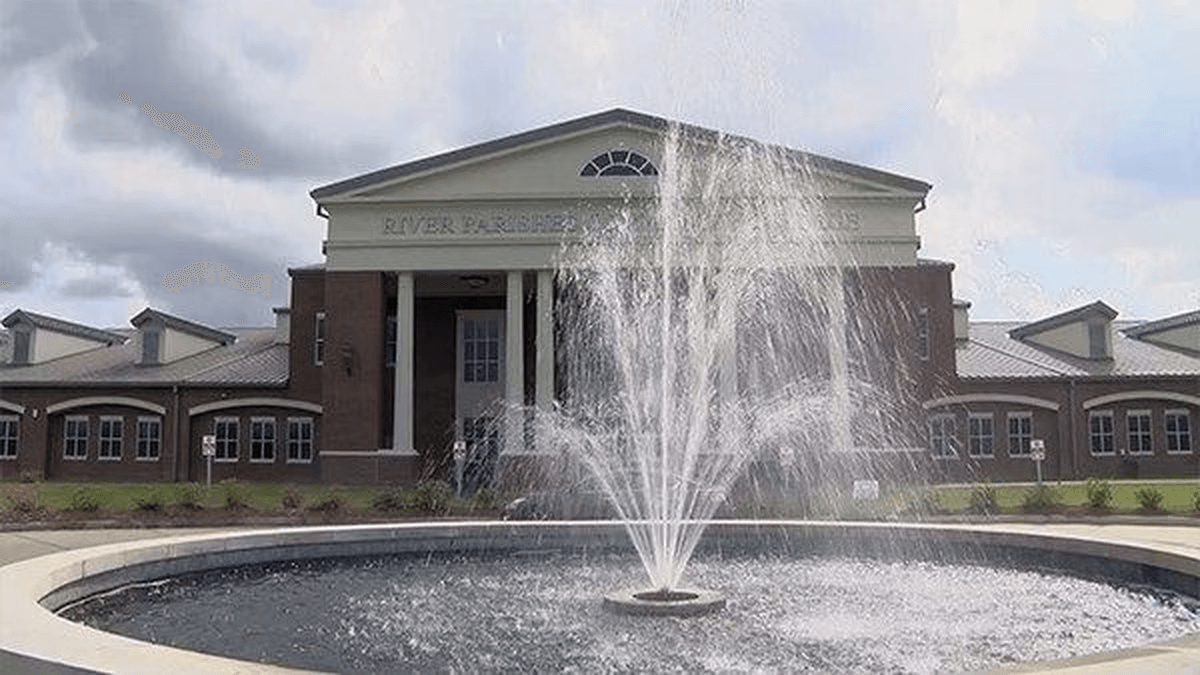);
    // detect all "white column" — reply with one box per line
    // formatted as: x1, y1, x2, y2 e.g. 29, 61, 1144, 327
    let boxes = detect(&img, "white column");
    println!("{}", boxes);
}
505, 270, 525, 455
535, 270, 555, 454
827, 267, 853, 454
393, 272, 416, 454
